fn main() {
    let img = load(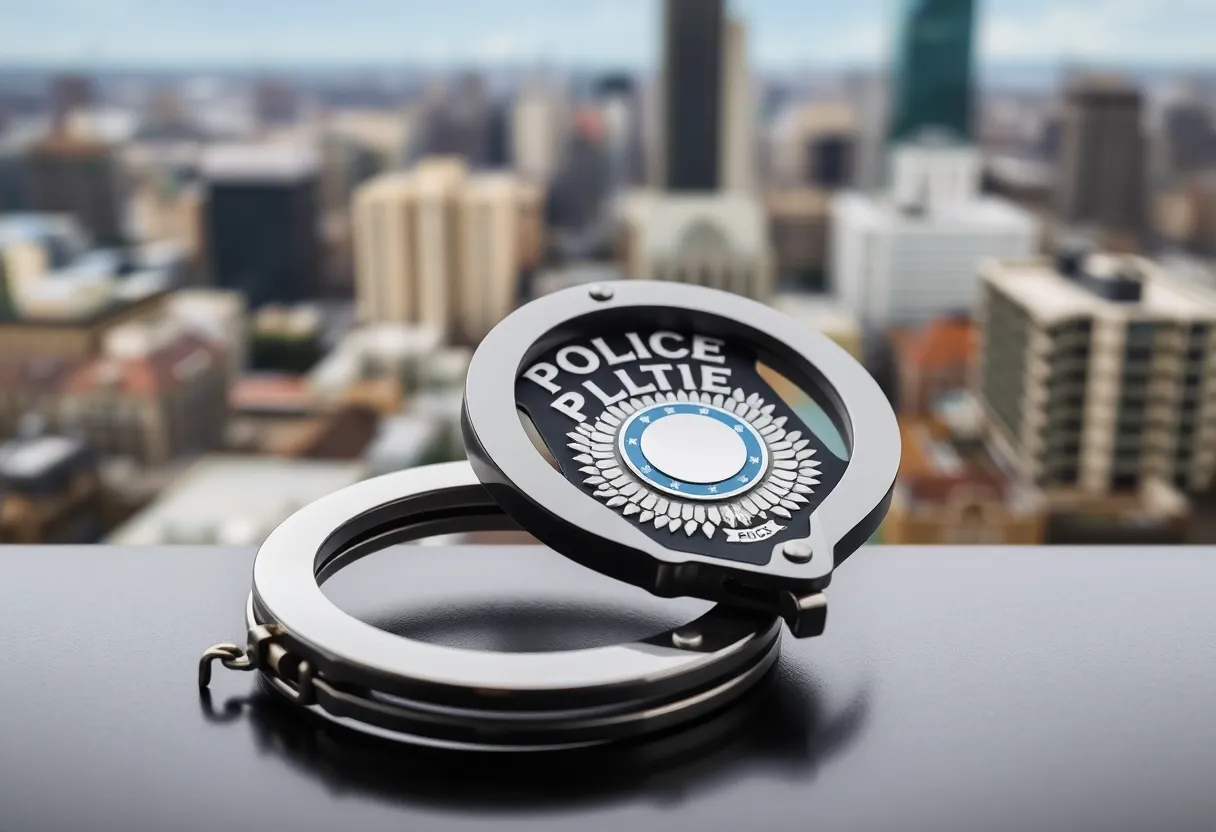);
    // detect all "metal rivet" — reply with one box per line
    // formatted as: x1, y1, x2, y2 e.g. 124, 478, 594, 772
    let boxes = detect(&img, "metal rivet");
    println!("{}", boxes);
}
782, 540, 814, 564
588, 284, 614, 301
671, 629, 703, 649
